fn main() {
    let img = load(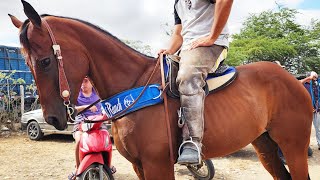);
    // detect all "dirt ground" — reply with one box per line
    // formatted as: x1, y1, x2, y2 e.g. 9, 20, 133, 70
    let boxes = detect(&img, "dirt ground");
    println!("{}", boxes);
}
0, 129, 319, 180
